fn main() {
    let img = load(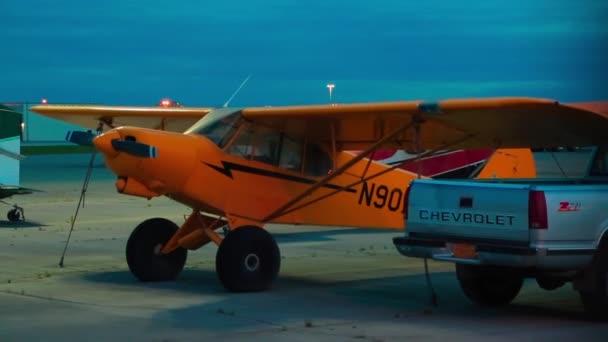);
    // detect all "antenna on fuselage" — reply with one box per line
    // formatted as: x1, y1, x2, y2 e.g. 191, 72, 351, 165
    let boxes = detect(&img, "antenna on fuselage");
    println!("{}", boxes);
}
222, 75, 252, 108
